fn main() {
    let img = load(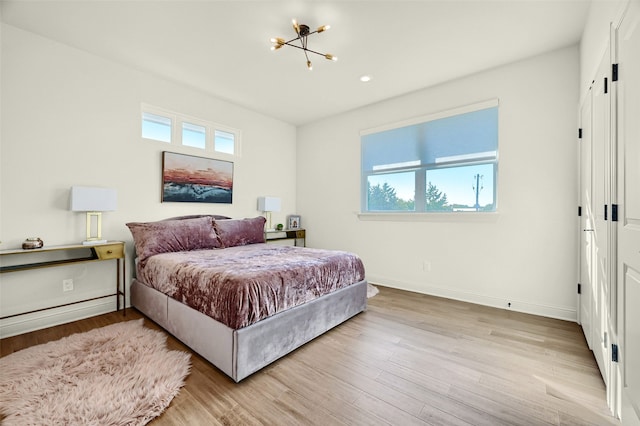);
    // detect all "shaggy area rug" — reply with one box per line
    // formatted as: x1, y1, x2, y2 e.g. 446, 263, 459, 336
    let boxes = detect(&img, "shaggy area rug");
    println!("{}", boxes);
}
0, 319, 190, 425
367, 283, 379, 298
